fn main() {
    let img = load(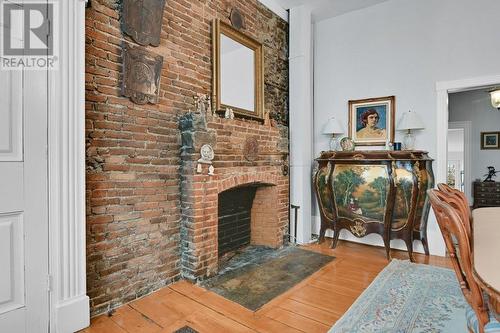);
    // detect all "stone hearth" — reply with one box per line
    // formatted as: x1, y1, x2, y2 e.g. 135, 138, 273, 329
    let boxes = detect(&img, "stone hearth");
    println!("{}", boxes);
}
179, 112, 289, 280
